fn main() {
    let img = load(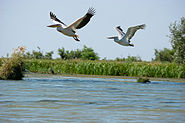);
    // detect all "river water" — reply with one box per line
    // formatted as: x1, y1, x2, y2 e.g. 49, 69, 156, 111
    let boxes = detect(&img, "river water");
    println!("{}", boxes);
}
0, 75, 185, 123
